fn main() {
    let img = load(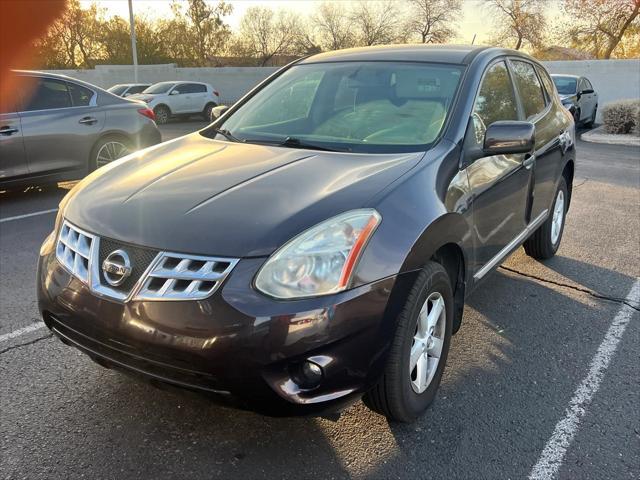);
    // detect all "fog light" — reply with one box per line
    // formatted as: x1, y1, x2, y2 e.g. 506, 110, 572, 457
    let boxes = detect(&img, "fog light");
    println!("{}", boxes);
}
292, 360, 323, 389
